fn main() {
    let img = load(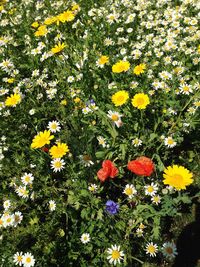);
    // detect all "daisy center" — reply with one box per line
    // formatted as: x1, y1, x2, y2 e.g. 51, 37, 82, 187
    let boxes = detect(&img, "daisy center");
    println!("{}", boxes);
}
7, 218, 11, 223
17, 256, 22, 262
83, 155, 91, 161
112, 250, 120, 260
167, 139, 174, 145
111, 114, 119, 121
148, 245, 156, 253
147, 186, 154, 193
25, 176, 30, 182
26, 257, 31, 263
165, 247, 173, 254
51, 123, 57, 129
183, 86, 189, 92
54, 161, 62, 168
125, 188, 133, 195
